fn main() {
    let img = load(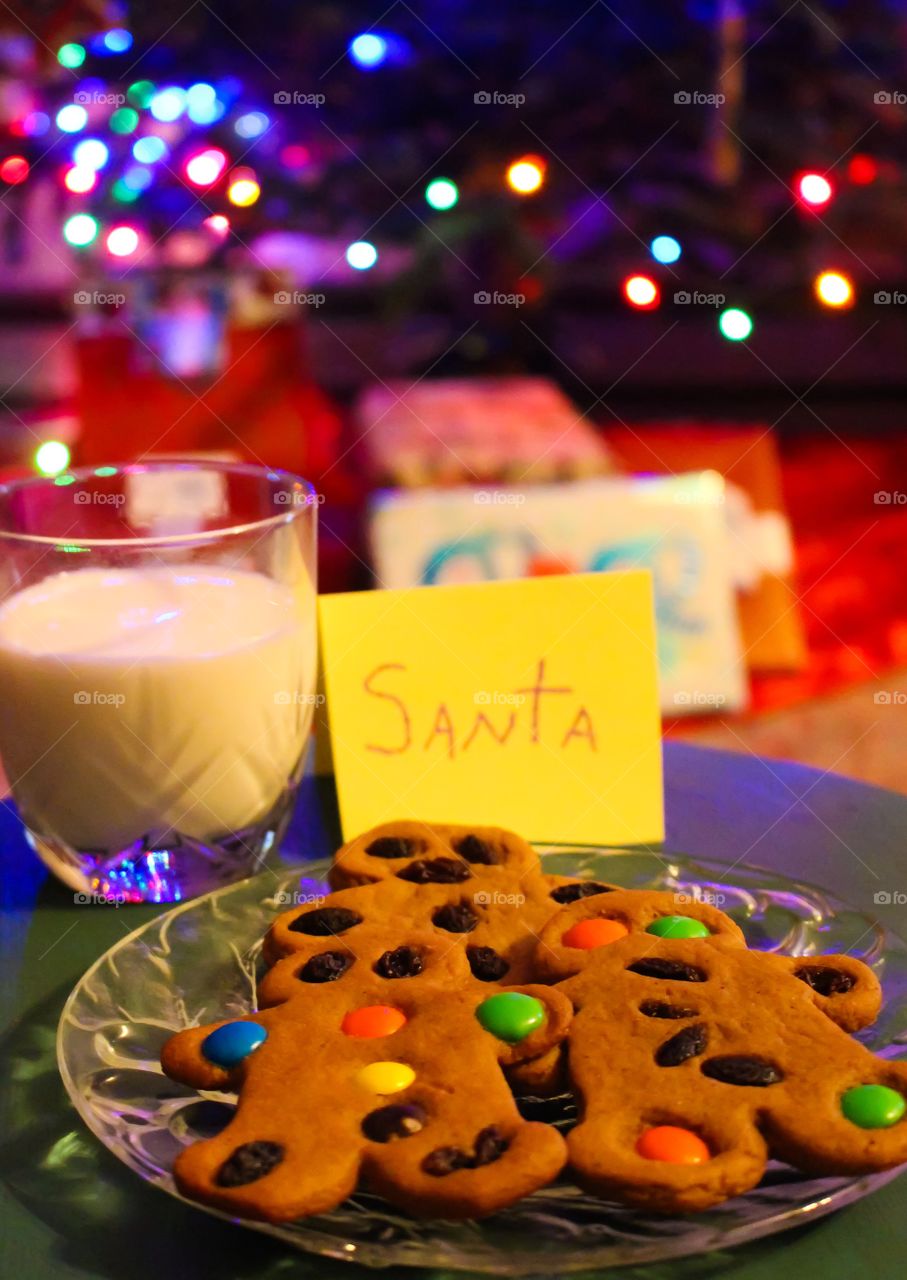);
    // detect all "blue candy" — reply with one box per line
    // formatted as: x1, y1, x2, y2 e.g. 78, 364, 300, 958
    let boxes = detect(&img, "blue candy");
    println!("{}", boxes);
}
202, 1020, 268, 1067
